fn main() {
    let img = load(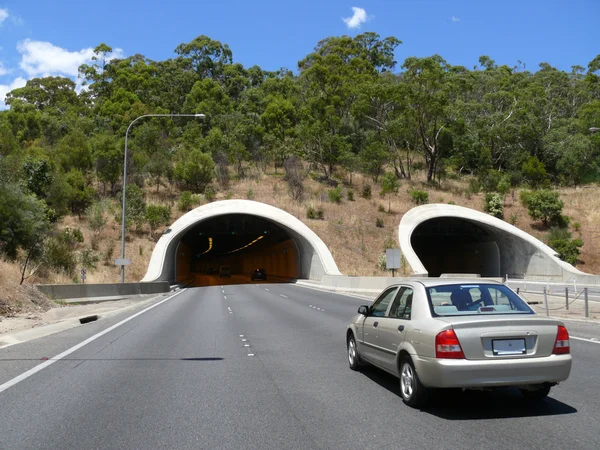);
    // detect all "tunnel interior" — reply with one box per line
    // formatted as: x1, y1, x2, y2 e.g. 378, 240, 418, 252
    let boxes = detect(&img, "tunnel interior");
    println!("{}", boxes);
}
175, 214, 301, 286
410, 217, 542, 278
